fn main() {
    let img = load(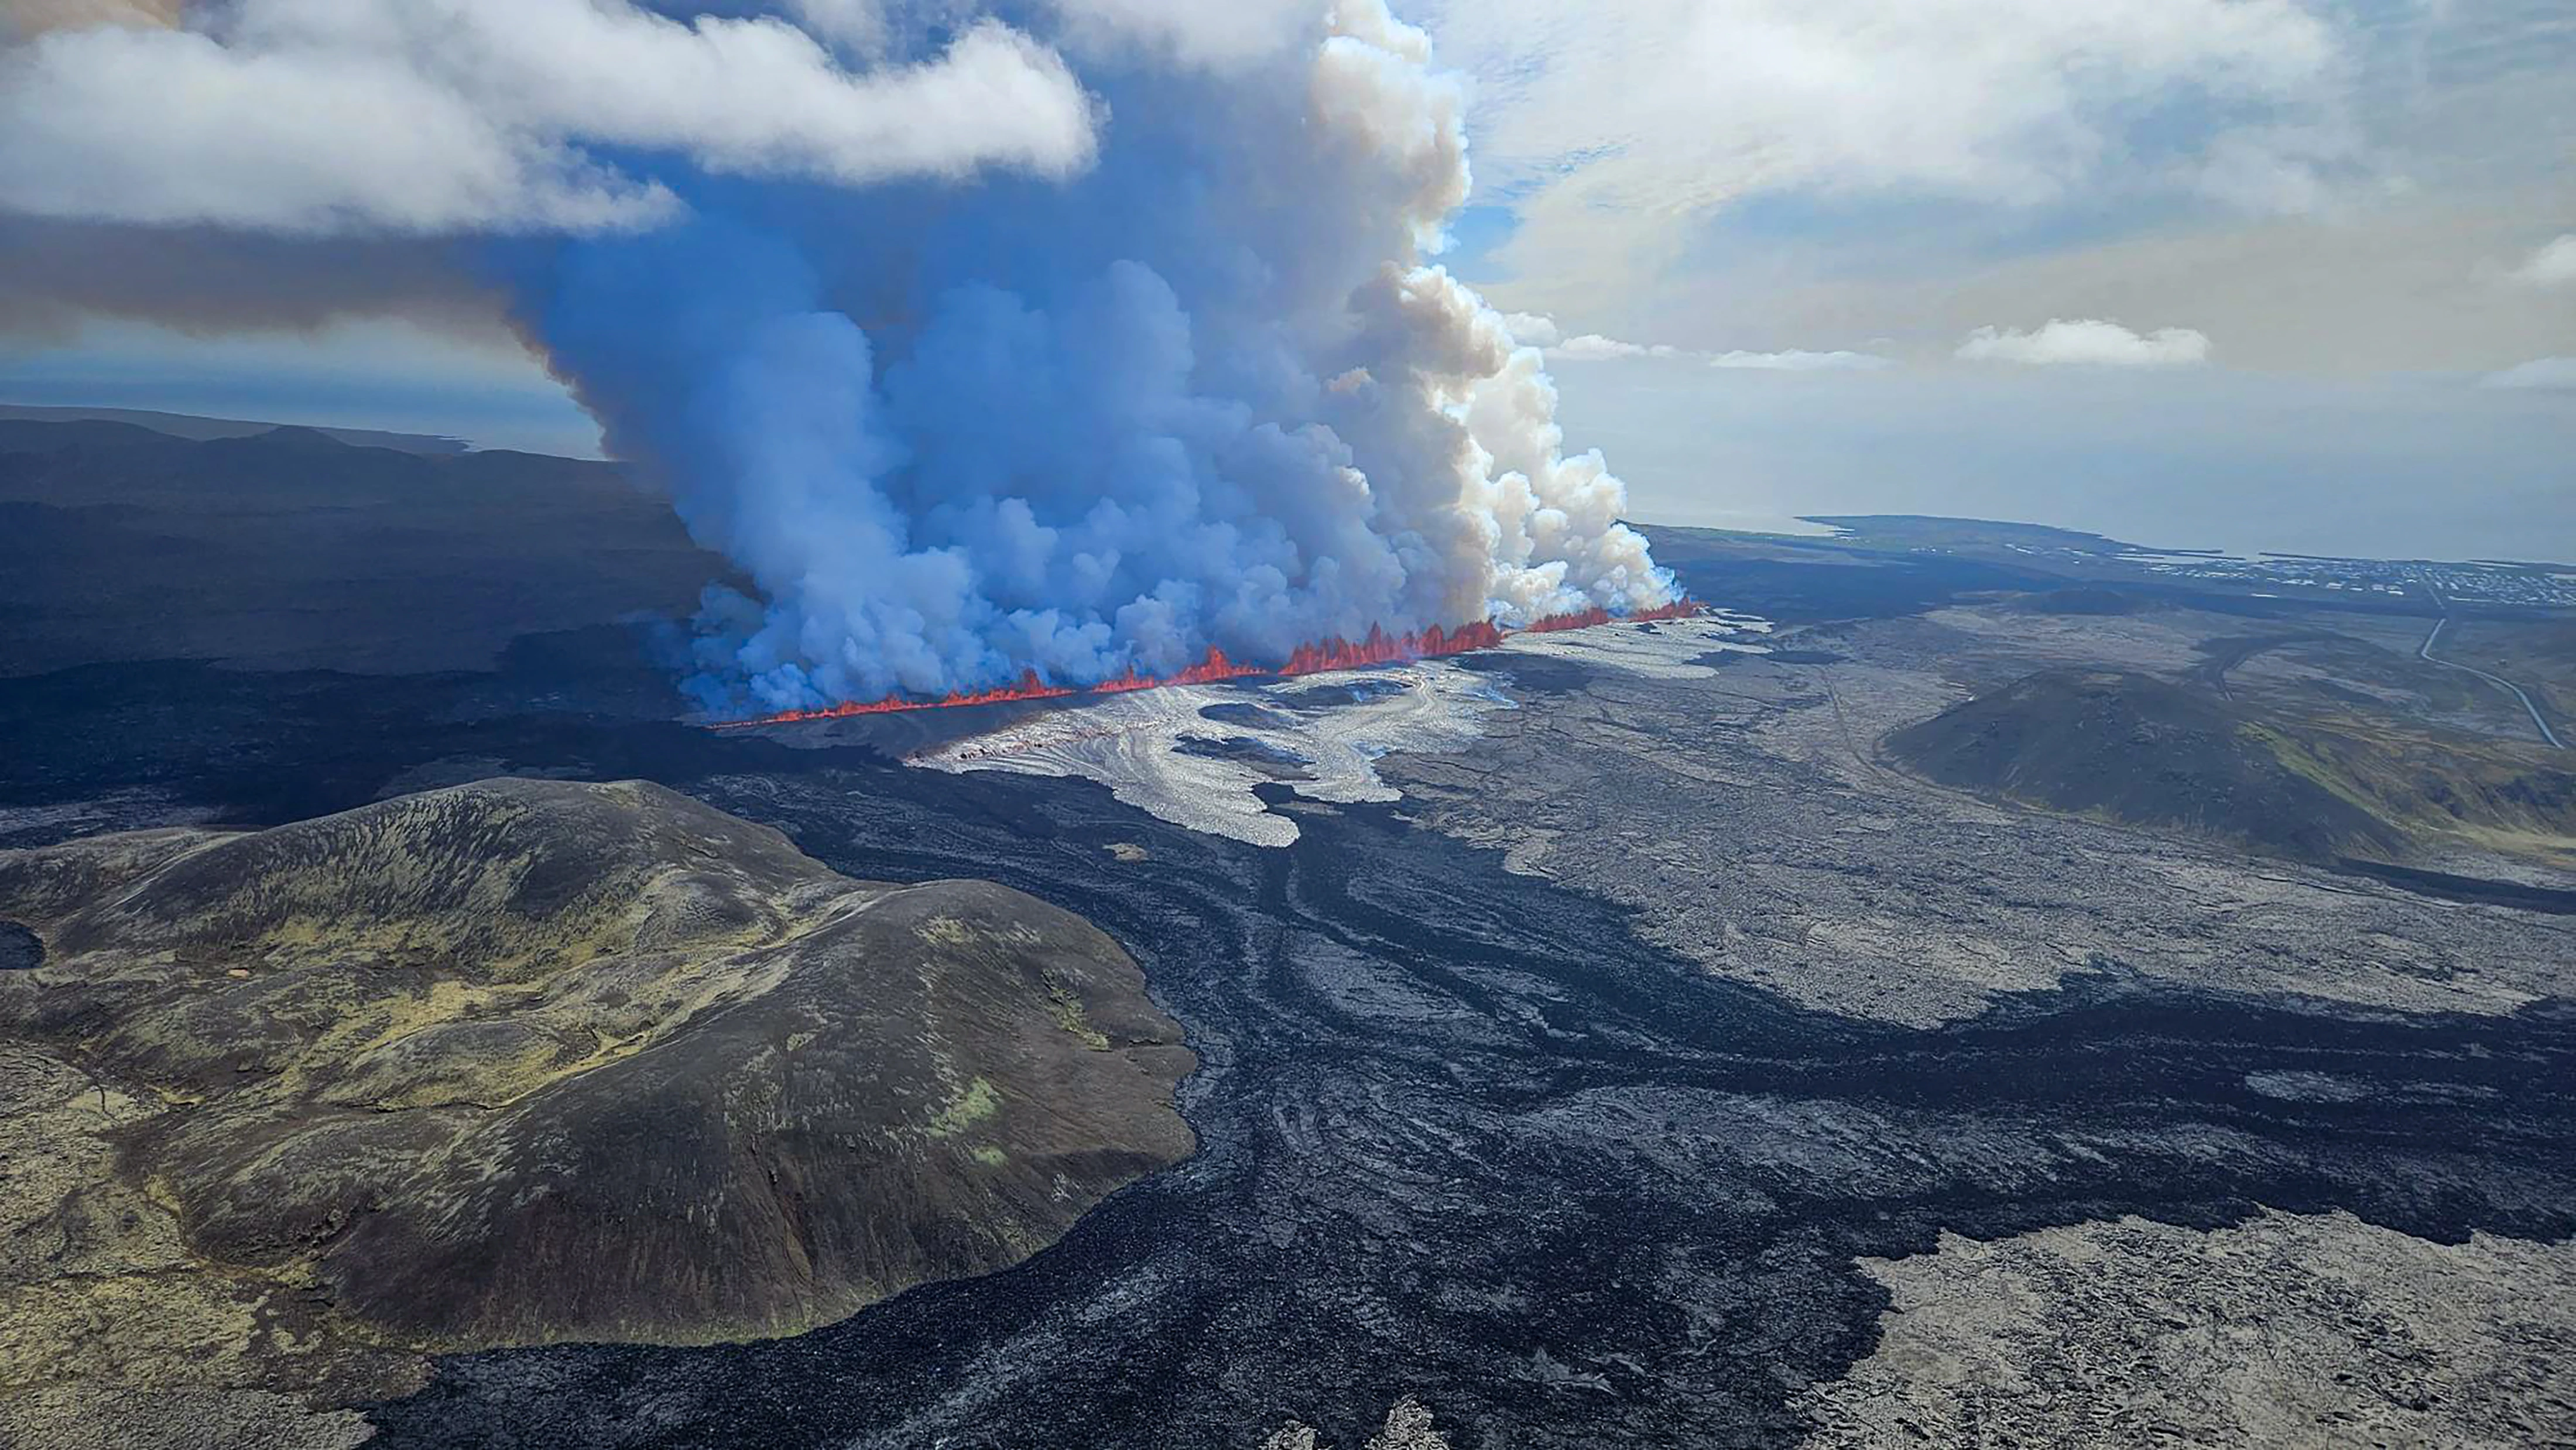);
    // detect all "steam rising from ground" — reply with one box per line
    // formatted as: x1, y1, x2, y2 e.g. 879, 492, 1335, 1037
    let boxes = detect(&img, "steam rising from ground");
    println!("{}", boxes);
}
512, 2, 1674, 712
1, 1, 1676, 713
